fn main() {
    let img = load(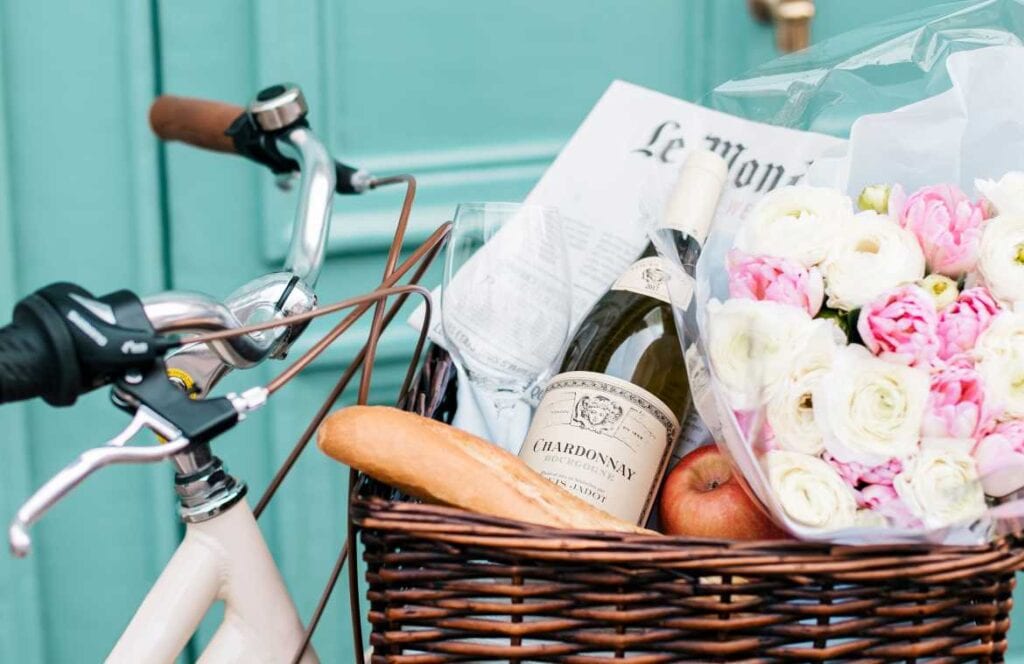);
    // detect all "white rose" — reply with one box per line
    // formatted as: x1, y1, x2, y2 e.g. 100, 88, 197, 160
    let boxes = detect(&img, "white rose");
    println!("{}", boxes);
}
766, 320, 844, 455
814, 345, 929, 466
820, 211, 926, 311
974, 312, 1024, 418
976, 171, 1024, 217
763, 450, 859, 530
706, 299, 814, 410
734, 185, 854, 267
893, 442, 987, 529
976, 215, 1024, 307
